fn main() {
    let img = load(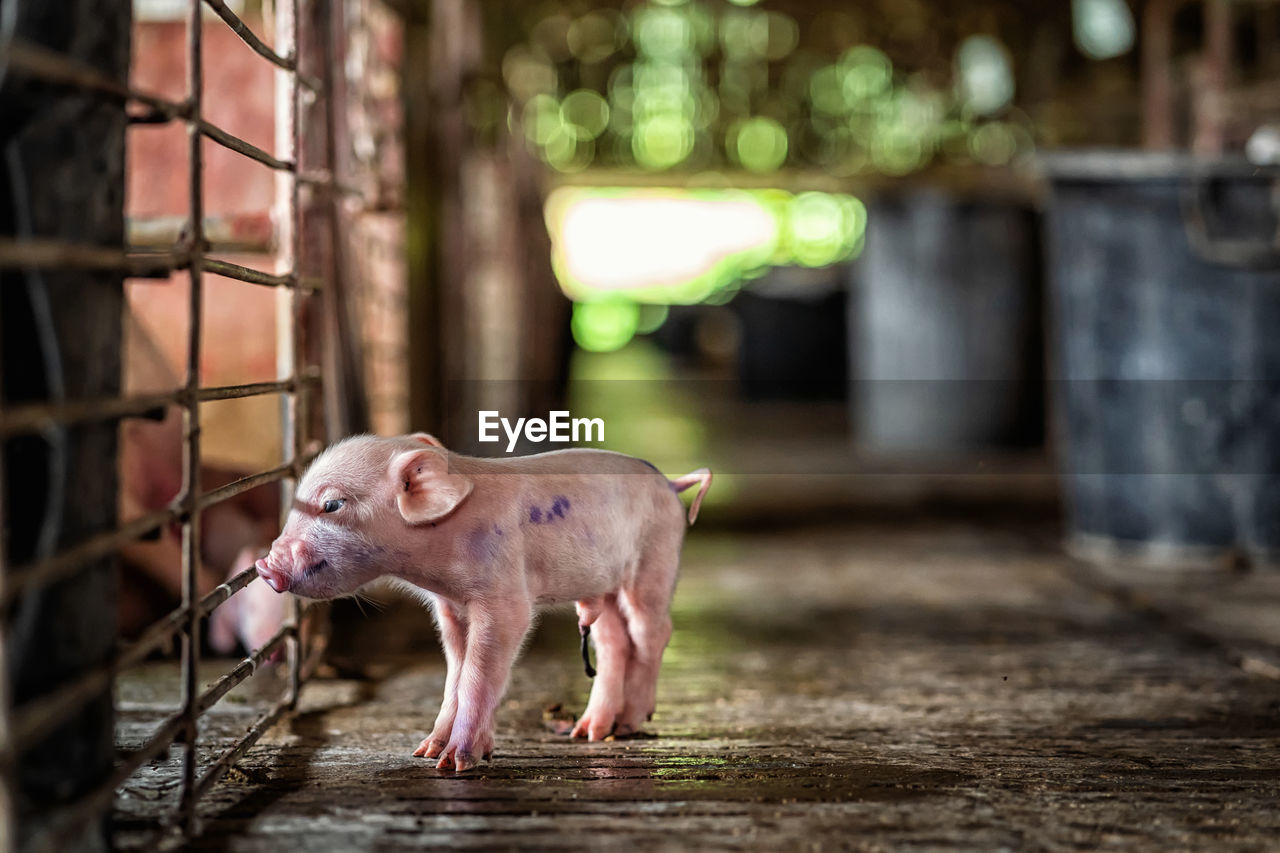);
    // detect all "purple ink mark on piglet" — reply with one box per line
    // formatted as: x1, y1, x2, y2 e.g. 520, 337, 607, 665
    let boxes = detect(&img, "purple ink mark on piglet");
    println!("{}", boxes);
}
465, 525, 501, 564
527, 498, 571, 525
